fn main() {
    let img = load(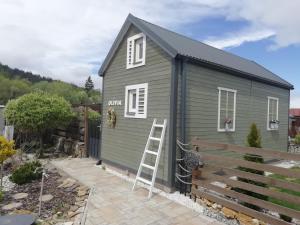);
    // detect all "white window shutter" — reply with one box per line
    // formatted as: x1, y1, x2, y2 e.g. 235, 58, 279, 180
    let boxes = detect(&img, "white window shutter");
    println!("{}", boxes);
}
137, 84, 148, 118
127, 38, 133, 68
